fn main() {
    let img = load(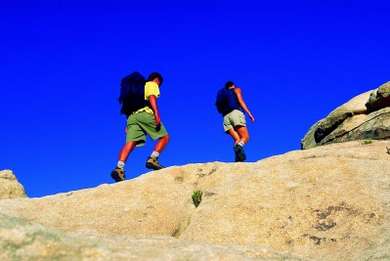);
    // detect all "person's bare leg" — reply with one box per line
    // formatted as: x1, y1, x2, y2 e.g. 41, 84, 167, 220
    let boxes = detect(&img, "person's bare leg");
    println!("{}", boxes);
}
118, 141, 137, 162
236, 126, 250, 144
227, 128, 240, 144
112, 141, 136, 182
146, 135, 169, 170
228, 128, 245, 162
233, 126, 249, 162
154, 134, 170, 153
